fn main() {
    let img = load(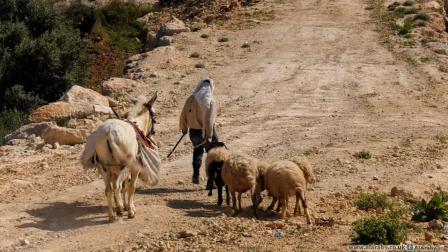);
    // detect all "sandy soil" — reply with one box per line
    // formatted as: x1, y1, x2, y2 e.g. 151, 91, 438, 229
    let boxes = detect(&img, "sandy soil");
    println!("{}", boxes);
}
1, 0, 448, 251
